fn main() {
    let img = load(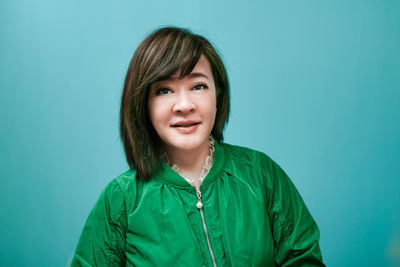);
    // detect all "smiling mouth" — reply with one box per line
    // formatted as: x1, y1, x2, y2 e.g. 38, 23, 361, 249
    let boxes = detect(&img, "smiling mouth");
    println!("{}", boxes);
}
171, 122, 200, 127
